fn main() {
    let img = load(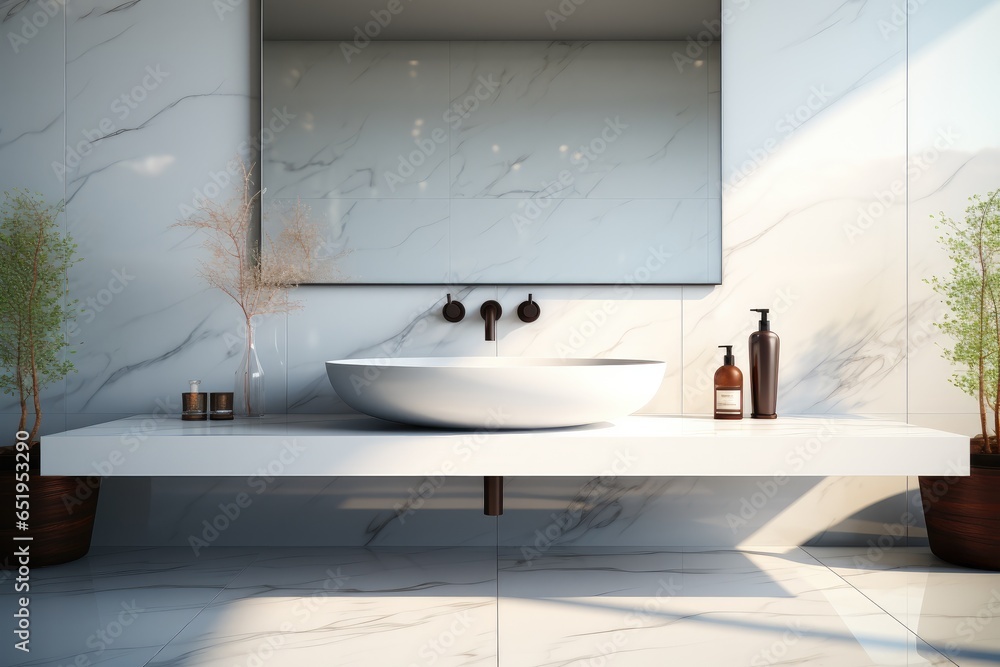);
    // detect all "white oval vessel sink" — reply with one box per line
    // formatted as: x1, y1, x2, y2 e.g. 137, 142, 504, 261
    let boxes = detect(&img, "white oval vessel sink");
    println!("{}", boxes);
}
326, 357, 665, 429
